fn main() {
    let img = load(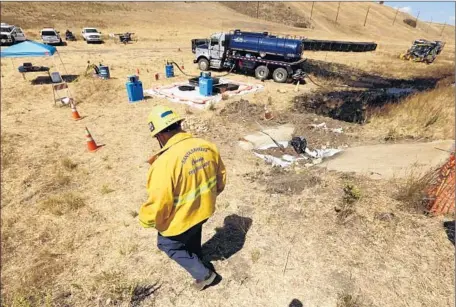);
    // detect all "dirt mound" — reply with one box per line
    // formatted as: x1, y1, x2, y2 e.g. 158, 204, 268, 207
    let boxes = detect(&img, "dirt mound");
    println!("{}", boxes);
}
254, 146, 298, 158
244, 168, 322, 195
218, 99, 265, 118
